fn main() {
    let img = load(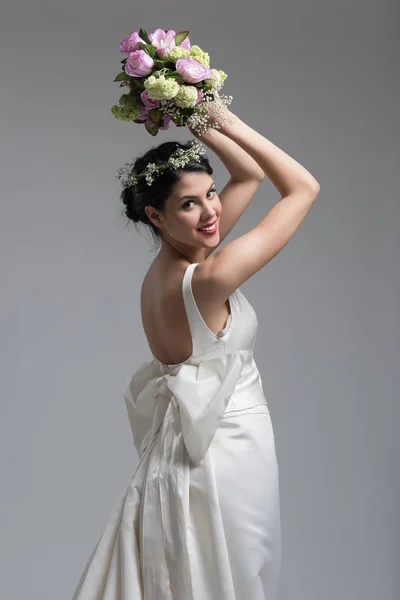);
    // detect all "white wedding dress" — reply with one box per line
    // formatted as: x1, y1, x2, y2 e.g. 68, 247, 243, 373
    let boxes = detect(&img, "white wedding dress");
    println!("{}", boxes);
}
72, 262, 281, 600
